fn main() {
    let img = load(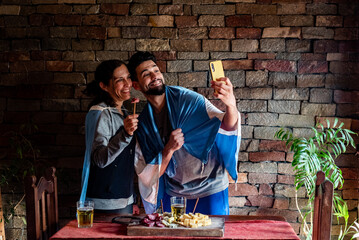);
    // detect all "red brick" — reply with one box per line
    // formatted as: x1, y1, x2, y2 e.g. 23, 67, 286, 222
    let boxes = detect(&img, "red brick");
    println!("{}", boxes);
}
32, 112, 63, 124
223, 60, 253, 70
342, 189, 359, 200
46, 61, 73, 72
209, 27, 235, 39
342, 168, 359, 180
342, 180, 359, 190
248, 53, 276, 60
170, 40, 201, 52
100, 4, 129, 15
316, 15, 342, 27
64, 112, 86, 124
175, 16, 197, 28
37, 5, 72, 14
301, 53, 326, 61
249, 152, 286, 162
259, 140, 287, 151
313, 40, 338, 53
255, 208, 299, 223
78, 27, 107, 40
54, 14, 82, 26
273, 198, 289, 209
10, 61, 45, 72
352, 119, 359, 131
344, 16, 359, 27
3, 112, 31, 124
152, 51, 176, 61
259, 184, 273, 195
247, 195, 274, 208
236, 28, 261, 39
225, 15, 252, 27
255, 60, 296, 72
156, 60, 166, 73
335, 28, 359, 41
56, 134, 84, 146
29, 14, 54, 26
0, 63, 8, 72
298, 61, 328, 74
330, 62, 359, 74
203, 40, 230, 52
228, 183, 258, 196
43, 84, 74, 99
286, 153, 293, 162
7, 52, 30, 62
277, 175, 295, 184
334, 90, 359, 104
337, 104, 359, 118
159, 5, 183, 15
31, 51, 62, 60
82, 15, 110, 26
339, 41, 359, 53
